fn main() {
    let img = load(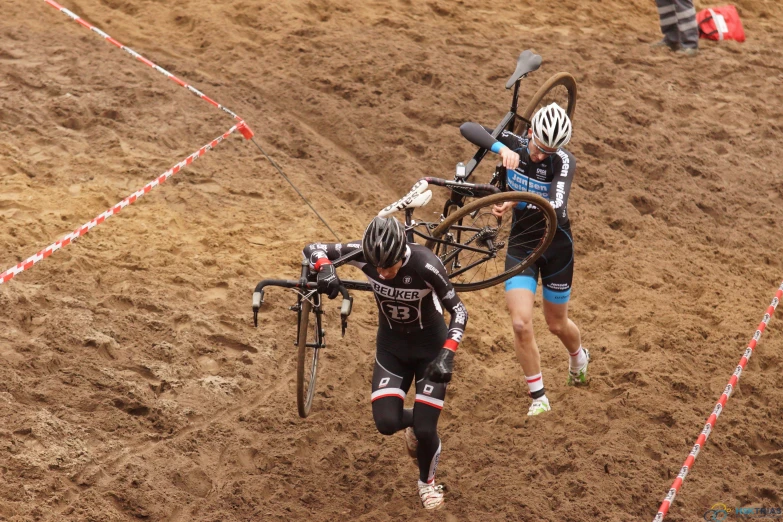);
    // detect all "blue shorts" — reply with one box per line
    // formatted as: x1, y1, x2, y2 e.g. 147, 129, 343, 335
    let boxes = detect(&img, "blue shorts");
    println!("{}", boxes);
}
504, 228, 574, 304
